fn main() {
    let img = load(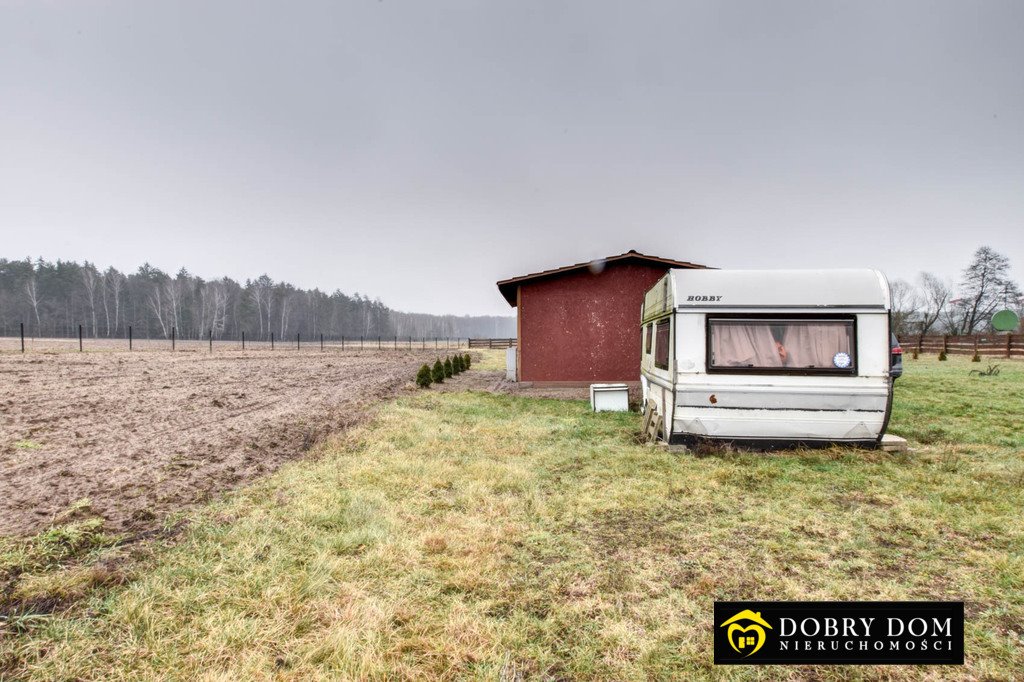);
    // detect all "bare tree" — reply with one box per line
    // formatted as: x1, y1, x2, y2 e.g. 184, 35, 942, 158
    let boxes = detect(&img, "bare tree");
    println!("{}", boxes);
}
105, 268, 125, 335
952, 246, 1022, 334
147, 284, 168, 338
211, 281, 228, 336
247, 275, 275, 340
101, 271, 111, 336
163, 277, 183, 336
888, 279, 919, 337
24, 275, 42, 331
279, 294, 292, 338
198, 280, 228, 338
81, 263, 99, 337
248, 283, 264, 339
916, 272, 951, 335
